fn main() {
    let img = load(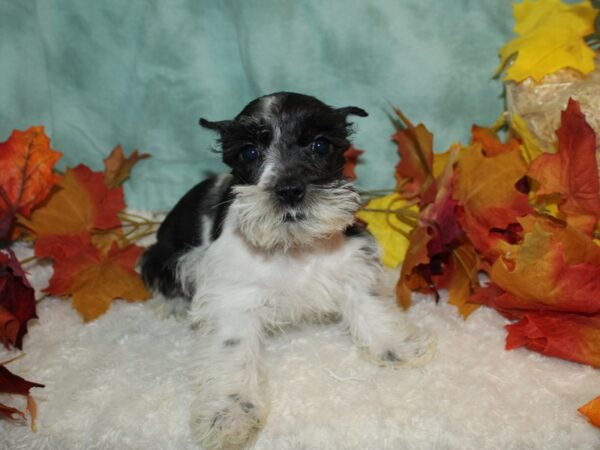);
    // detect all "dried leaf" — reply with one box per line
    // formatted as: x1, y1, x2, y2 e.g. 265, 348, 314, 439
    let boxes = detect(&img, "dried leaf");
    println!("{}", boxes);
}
528, 99, 600, 235
355, 193, 417, 268
448, 243, 481, 318
453, 143, 531, 260
342, 145, 364, 181
0, 127, 61, 239
487, 215, 600, 315
505, 312, 600, 367
35, 233, 150, 321
471, 125, 520, 157
579, 396, 600, 428
18, 164, 125, 238
0, 365, 43, 427
393, 109, 436, 205
103, 145, 150, 189
396, 226, 432, 309
0, 250, 37, 349
498, 0, 597, 82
